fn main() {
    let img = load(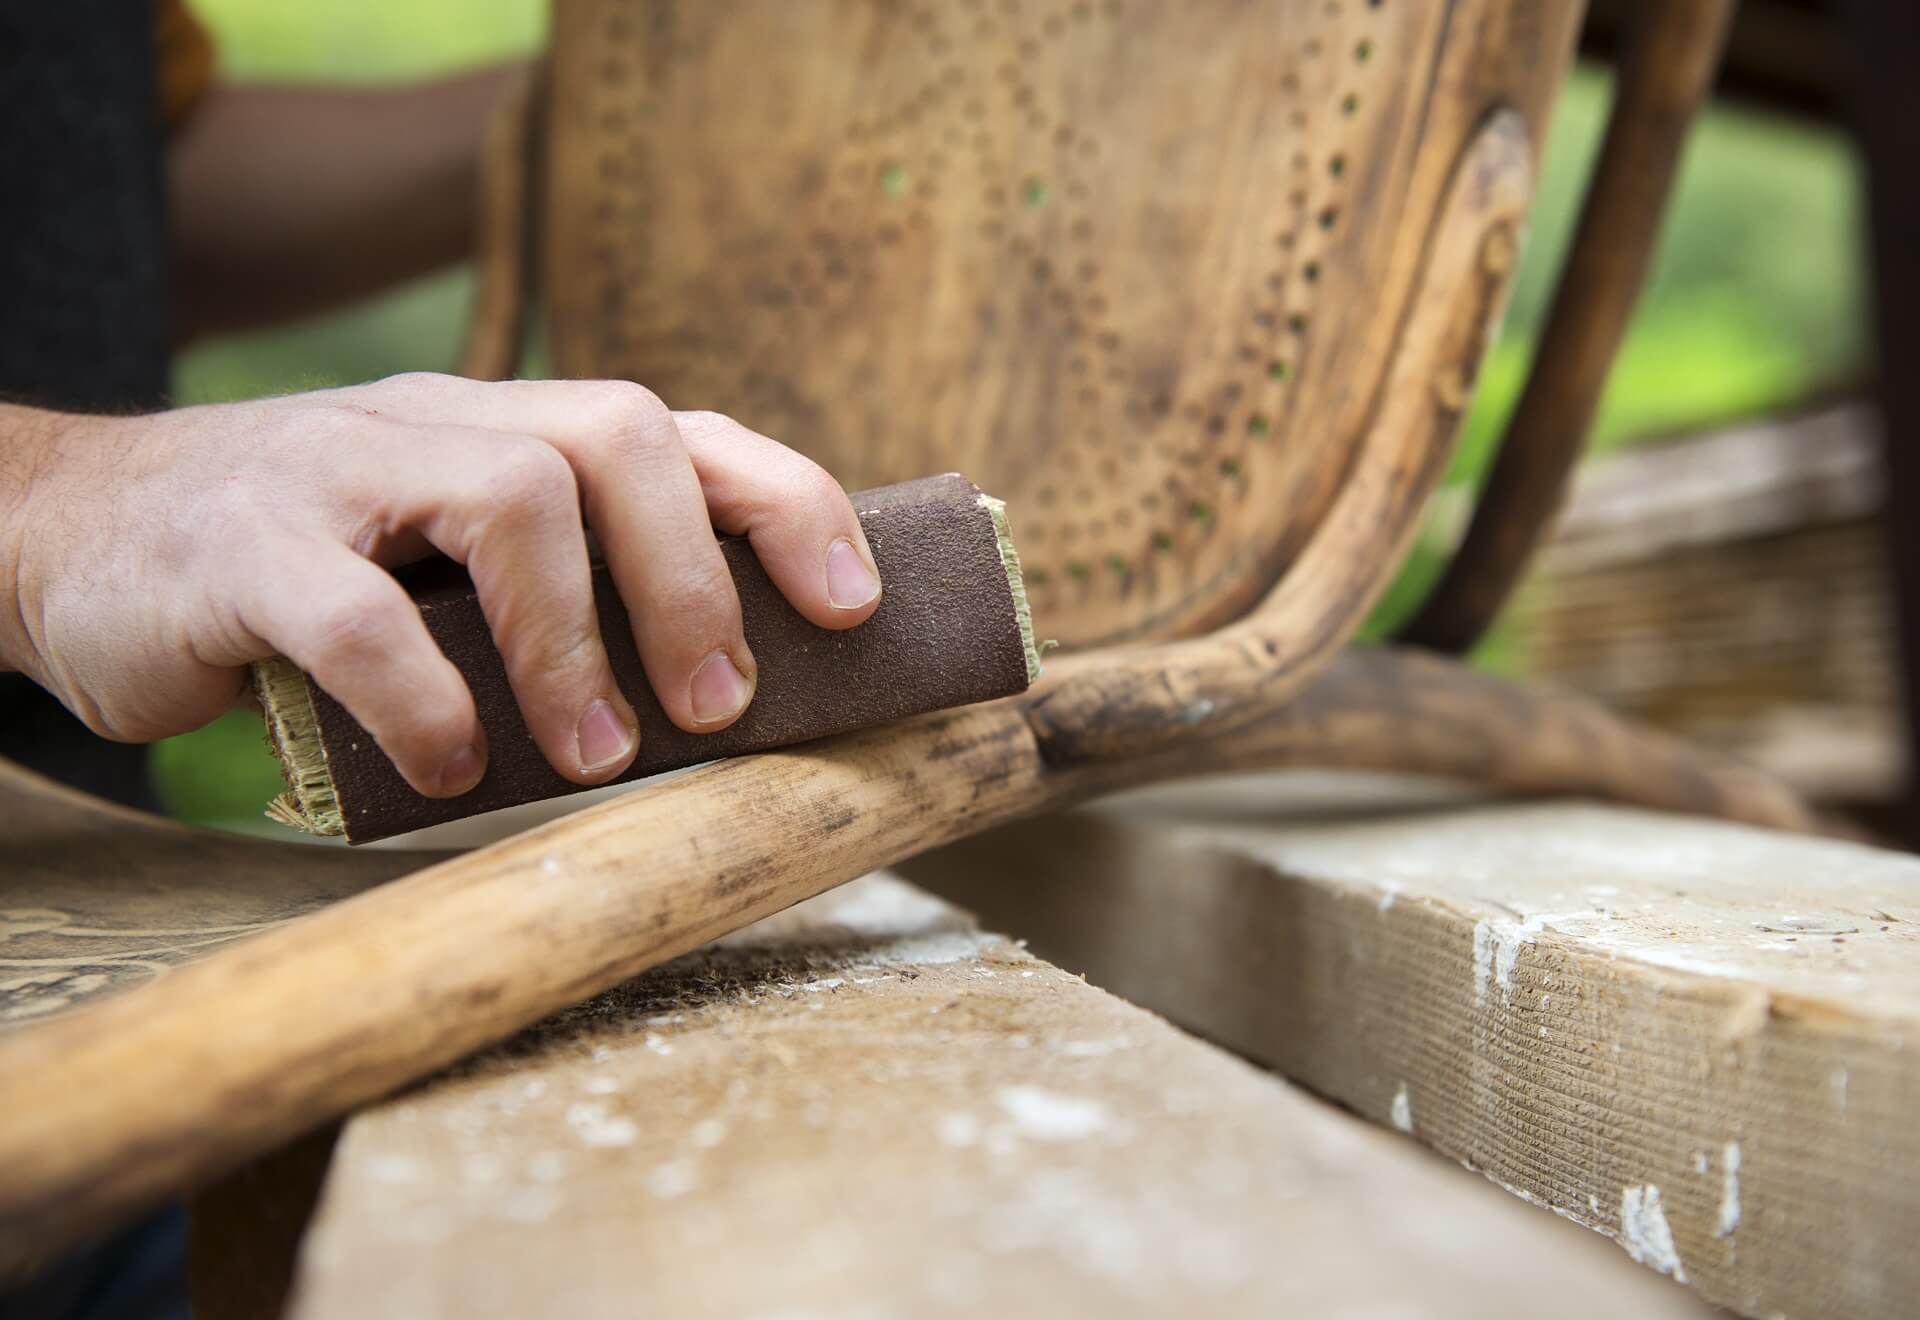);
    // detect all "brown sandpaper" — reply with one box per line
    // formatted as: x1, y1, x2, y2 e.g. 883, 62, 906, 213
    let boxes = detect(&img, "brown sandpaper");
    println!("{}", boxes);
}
256, 474, 1037, 844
